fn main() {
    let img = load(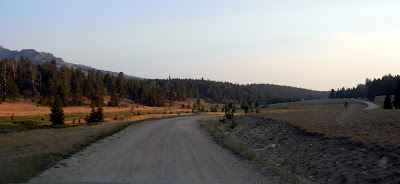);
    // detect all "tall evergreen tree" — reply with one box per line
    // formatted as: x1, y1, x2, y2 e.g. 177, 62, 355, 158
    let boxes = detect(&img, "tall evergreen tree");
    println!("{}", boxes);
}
117, 72, 126, 101
50, 96, 65, 125
7, 73, 19, 102
383, 94, 392, 109
393, 82, 400, 109
329, 89, 335, 99
196, 97, 201, 111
